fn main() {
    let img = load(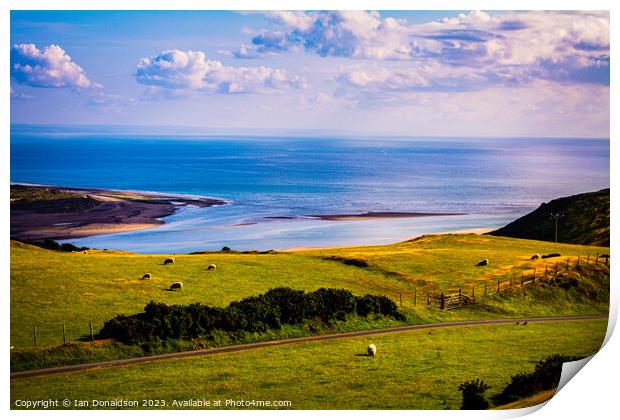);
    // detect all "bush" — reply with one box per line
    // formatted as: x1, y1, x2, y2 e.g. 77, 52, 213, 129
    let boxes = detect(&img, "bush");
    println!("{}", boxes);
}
458, 378, 491, 409
23, 239, 89, 252
100, 288, 403, 344
493, 354, 581, 404
324, 256, 370, 268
